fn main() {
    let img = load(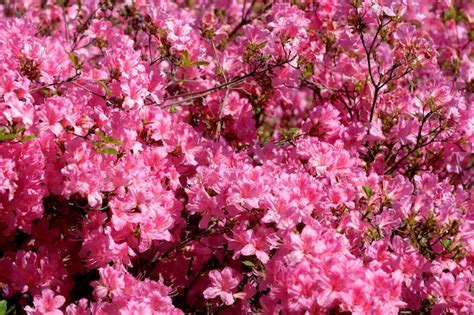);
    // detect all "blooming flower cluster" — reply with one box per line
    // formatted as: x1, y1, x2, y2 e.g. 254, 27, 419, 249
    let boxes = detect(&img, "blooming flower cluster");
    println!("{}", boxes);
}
0, 0, 473, 314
